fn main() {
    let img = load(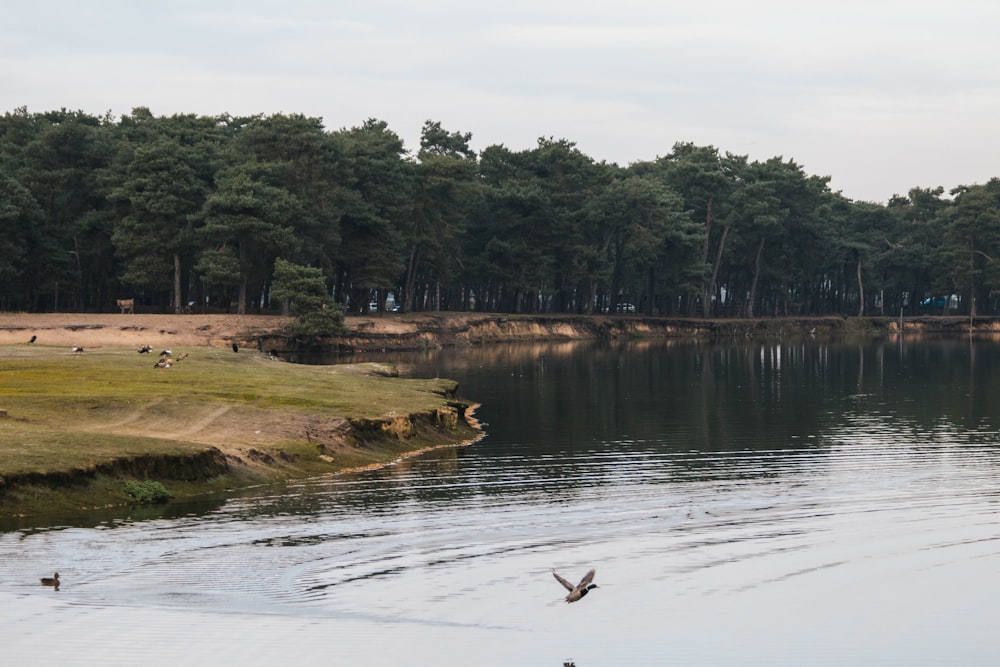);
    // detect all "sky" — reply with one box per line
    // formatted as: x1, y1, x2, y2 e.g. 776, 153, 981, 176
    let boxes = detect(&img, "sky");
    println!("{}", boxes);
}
3, 0, 999, 203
